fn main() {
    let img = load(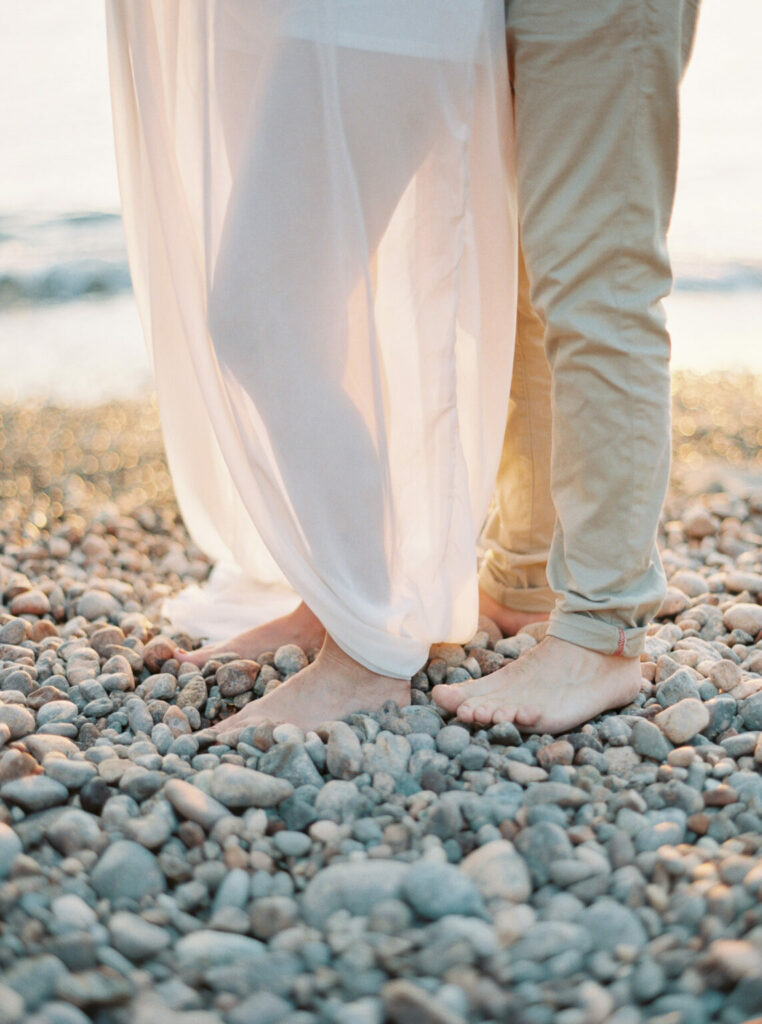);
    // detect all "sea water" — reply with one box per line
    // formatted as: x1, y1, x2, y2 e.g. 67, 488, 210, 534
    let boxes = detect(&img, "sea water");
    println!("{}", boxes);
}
0, 0, 760, 404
